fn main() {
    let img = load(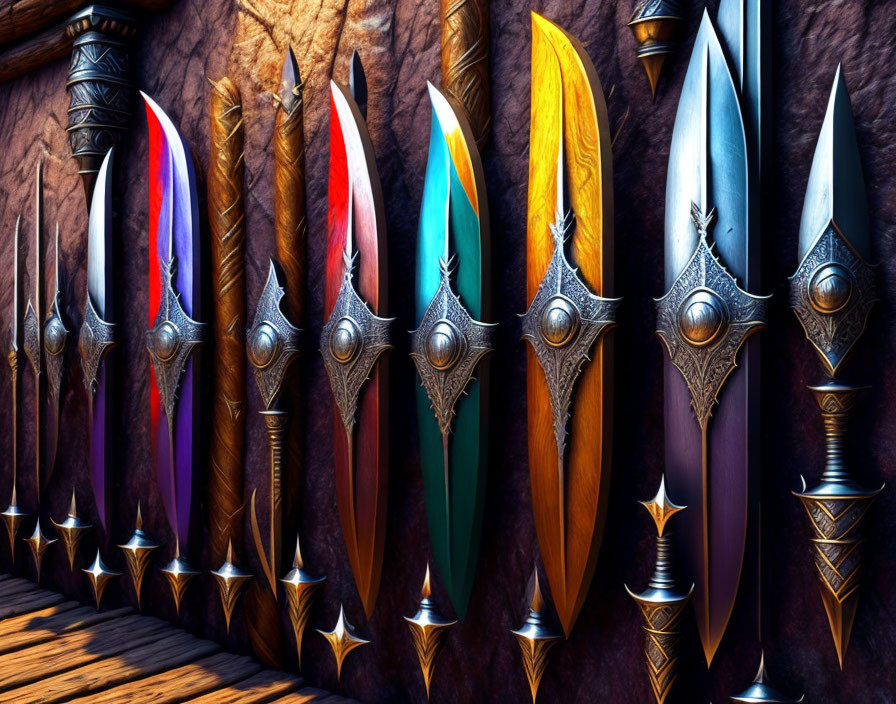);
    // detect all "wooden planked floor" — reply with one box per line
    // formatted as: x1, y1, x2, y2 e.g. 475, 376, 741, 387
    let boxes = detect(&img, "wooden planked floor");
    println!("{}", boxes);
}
0, 573, 355, 704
